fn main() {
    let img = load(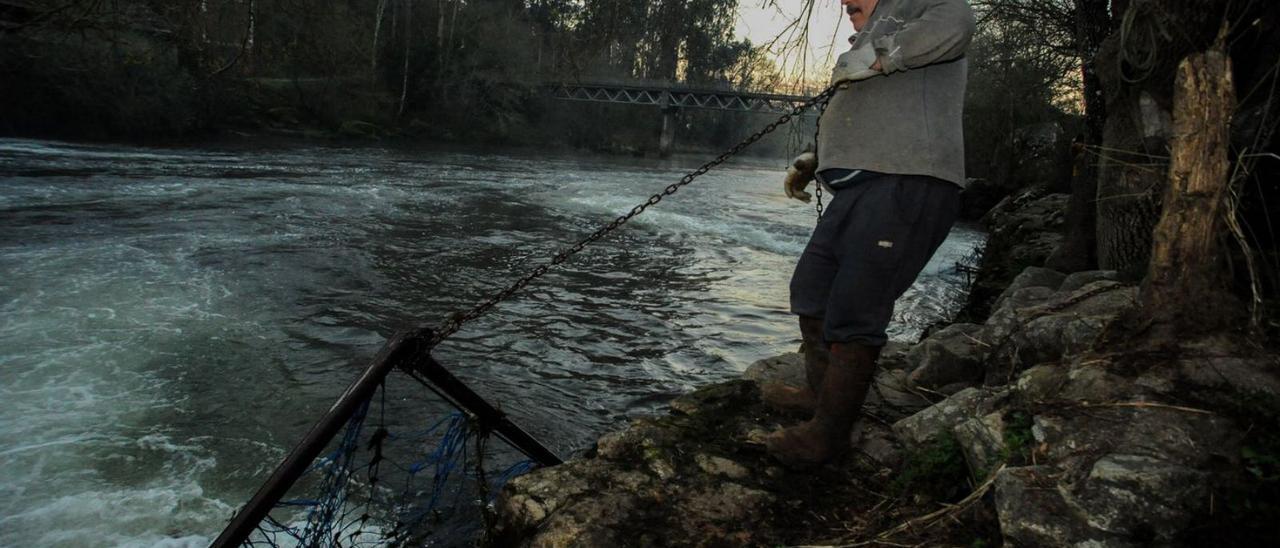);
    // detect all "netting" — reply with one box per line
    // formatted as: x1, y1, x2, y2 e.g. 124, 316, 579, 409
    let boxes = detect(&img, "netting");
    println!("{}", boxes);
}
241, 368, 539, 547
